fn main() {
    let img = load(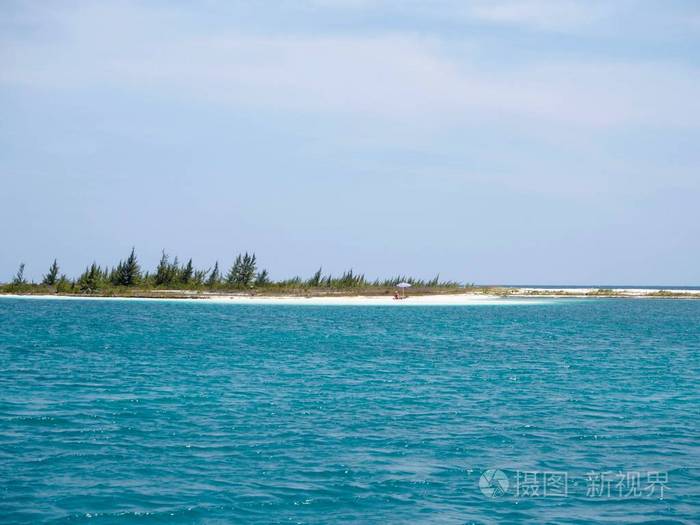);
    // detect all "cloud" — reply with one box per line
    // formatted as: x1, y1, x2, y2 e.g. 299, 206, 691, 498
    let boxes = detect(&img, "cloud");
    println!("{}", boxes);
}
1, 1, 699, 130
465, 0, 612, 32
304, 0, 617, 33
